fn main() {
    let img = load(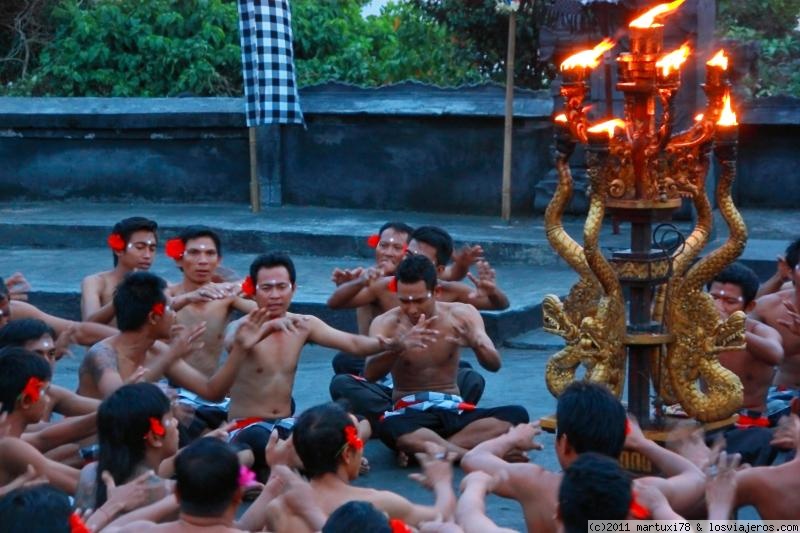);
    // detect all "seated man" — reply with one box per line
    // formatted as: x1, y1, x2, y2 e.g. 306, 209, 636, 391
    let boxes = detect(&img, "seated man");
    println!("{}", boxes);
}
330, 226, 497, 430
260, 402, 455, 533
329, 221, 414, 376
0, 348, 81, 494
82, 216, 159, 324
461, 381, 705, 533
753, 237, 800, 415
0, 318, 100, 419
367, 254, 528, 460
224, 252, 435, 482
77, 272, 255, 404
163, 226, 257, 441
